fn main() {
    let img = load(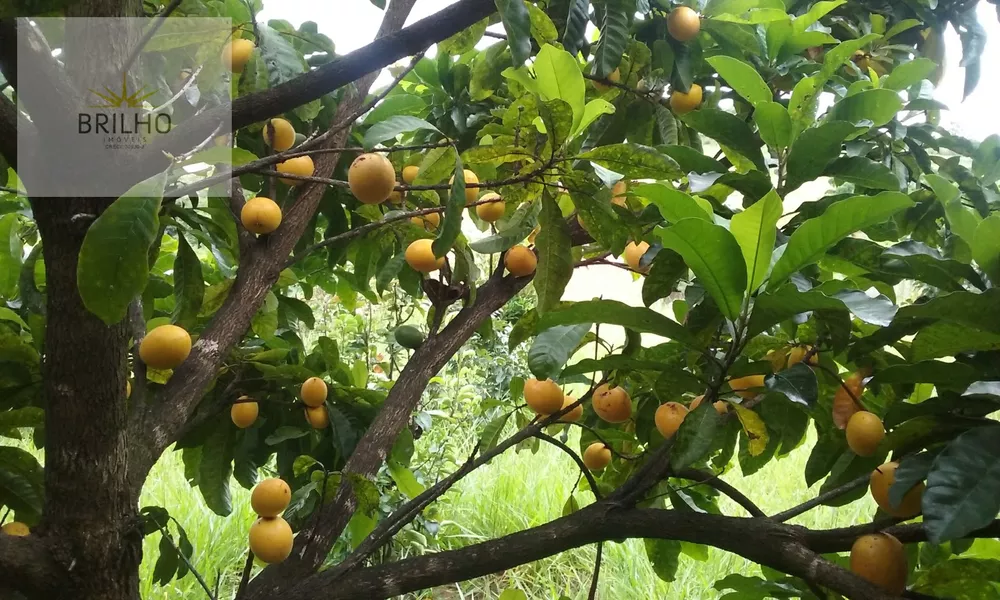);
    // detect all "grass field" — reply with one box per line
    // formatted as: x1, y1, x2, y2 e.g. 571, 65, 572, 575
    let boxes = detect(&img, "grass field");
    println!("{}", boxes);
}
137, 429, 874, 600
